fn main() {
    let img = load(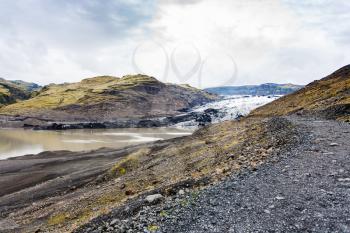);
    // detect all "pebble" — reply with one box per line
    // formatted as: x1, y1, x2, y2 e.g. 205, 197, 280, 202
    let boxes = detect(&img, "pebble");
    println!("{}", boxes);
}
329, 143, 339, 147
110, 219, 119, 226
338, 178, 350, 182
323, 152, 334, 155
264, 209, 271, 214
145, 194, 164, 204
